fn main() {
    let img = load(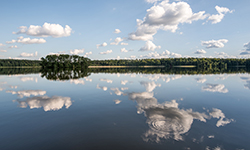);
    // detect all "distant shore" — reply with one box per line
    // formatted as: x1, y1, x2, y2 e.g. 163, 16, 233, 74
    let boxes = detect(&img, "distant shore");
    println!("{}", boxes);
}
0, 66, 41, 68
88, 66, 165, 68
